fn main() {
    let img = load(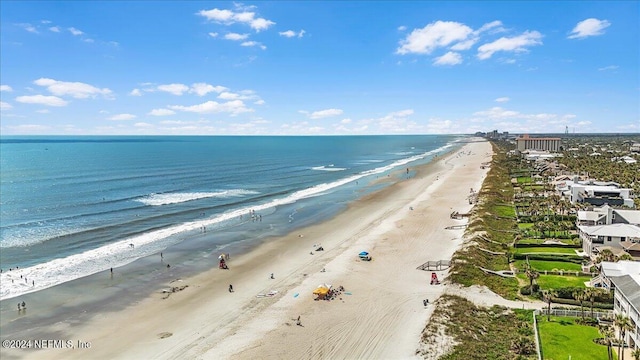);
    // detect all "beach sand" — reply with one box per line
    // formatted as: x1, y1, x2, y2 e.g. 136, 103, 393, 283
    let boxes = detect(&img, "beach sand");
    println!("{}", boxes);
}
3, 139, 493, 360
